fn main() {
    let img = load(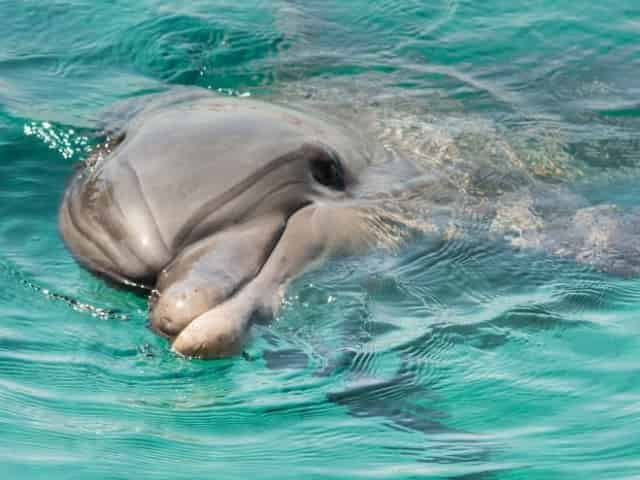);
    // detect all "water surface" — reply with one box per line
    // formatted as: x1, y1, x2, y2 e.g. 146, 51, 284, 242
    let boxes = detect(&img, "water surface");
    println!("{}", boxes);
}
1, 1, 639, 478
